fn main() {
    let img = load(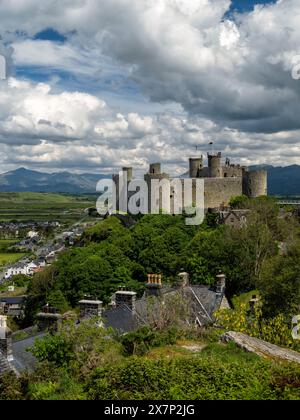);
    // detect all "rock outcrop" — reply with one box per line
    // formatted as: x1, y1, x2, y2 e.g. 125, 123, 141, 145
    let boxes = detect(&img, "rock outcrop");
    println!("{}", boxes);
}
222, 331, 300, 364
